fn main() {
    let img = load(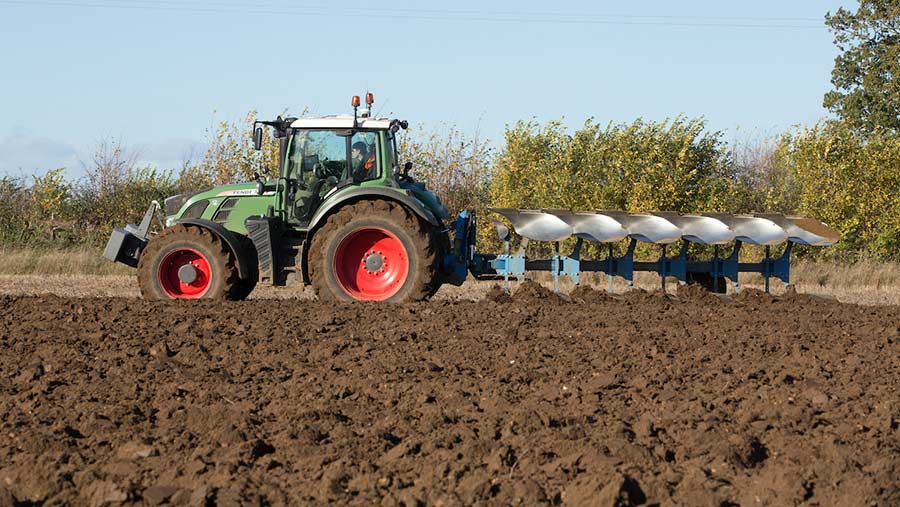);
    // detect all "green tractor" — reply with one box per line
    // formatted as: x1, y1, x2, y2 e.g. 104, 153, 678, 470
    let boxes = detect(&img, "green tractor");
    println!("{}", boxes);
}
105, 93, 466, 302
